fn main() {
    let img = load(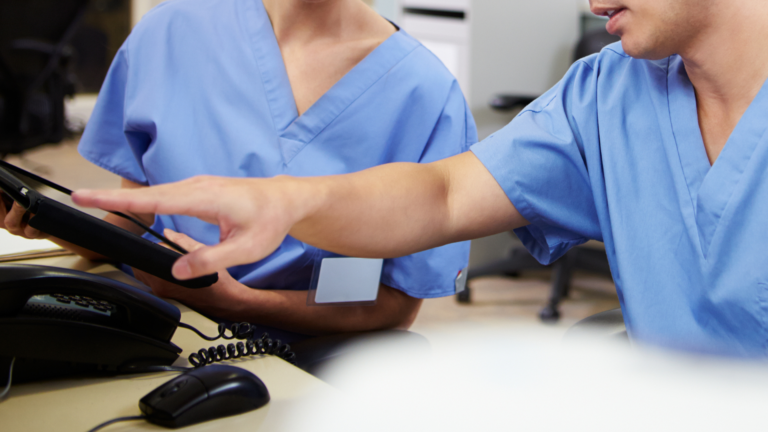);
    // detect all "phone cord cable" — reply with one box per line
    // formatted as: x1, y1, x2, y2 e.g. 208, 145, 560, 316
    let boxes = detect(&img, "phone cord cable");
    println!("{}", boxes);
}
180, 322, 297, 366
178, 321, 241, 341
0, 357, 15, 401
